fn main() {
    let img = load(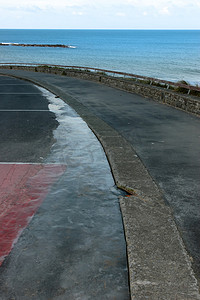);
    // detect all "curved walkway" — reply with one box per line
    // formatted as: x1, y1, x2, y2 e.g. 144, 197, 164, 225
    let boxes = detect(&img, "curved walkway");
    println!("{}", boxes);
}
0, 76, 129, 299
0, 69, 200, 299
